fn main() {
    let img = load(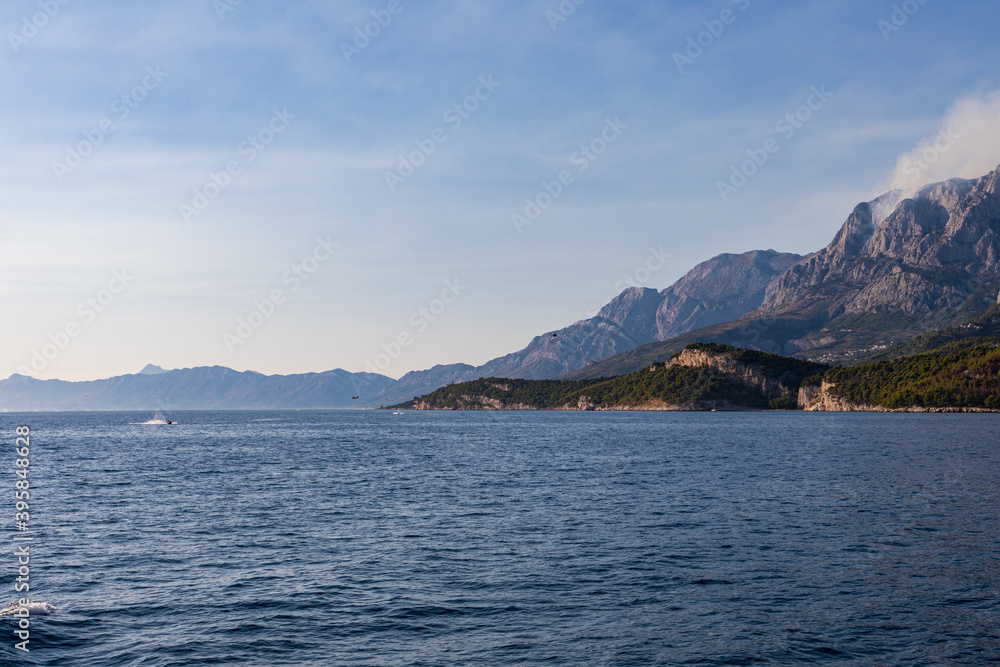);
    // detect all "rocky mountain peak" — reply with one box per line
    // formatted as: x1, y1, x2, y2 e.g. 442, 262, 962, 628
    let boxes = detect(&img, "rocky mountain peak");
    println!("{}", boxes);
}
829, 202, 875, 265
759, 163, 1000, 318
597, 287, 663, 341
